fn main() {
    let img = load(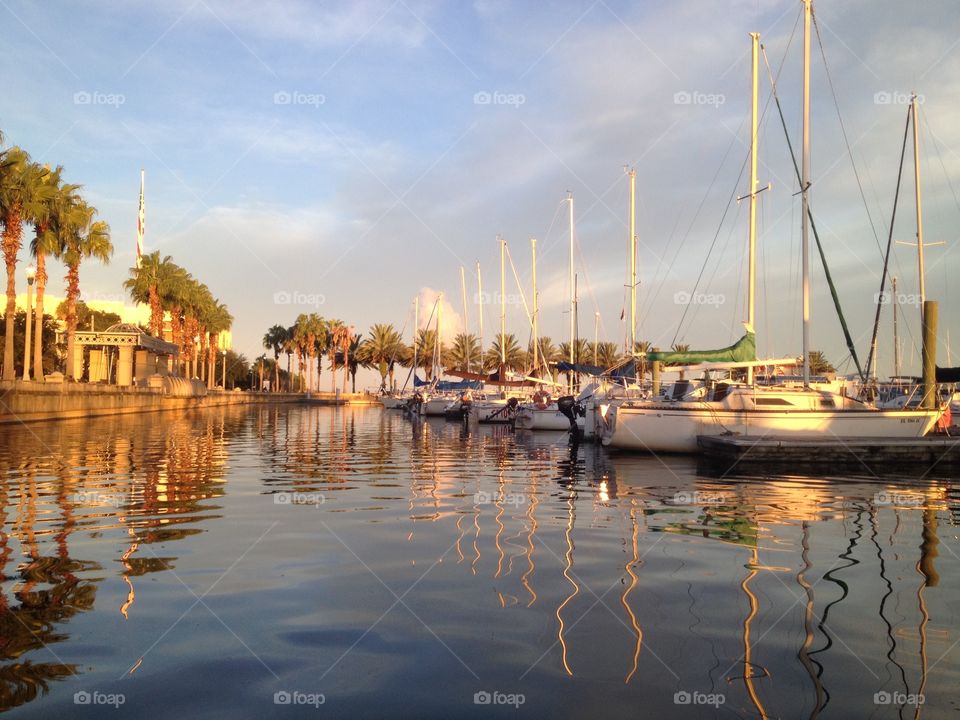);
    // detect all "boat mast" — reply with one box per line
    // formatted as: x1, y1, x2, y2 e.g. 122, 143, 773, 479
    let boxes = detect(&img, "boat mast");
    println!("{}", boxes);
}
628, 168, 637, 354
500, 236, 507, 368
568, 192, 575, 392
531, 238, 539, 374
436, 292, 442, 379
893, 276, 901, 377
801, 0, 812, 388
747, 32, 760, 385
460, 265, 469, 372
477, 261, 484, 370
413, 295, 419, 386
912, 94, 927, 319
